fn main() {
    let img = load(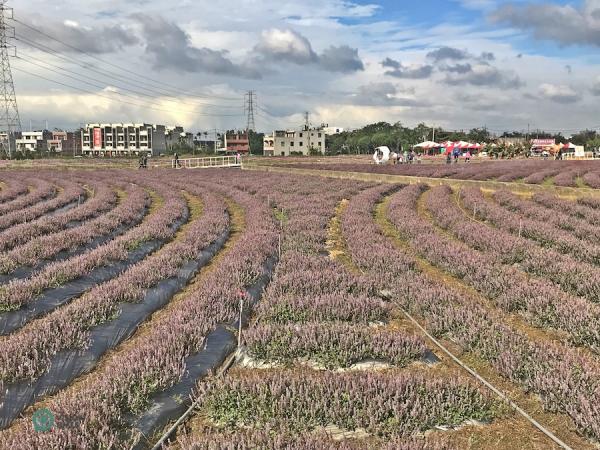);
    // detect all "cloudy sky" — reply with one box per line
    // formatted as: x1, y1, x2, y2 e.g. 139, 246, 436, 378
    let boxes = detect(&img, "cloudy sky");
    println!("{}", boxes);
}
9, 0, 600, 134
